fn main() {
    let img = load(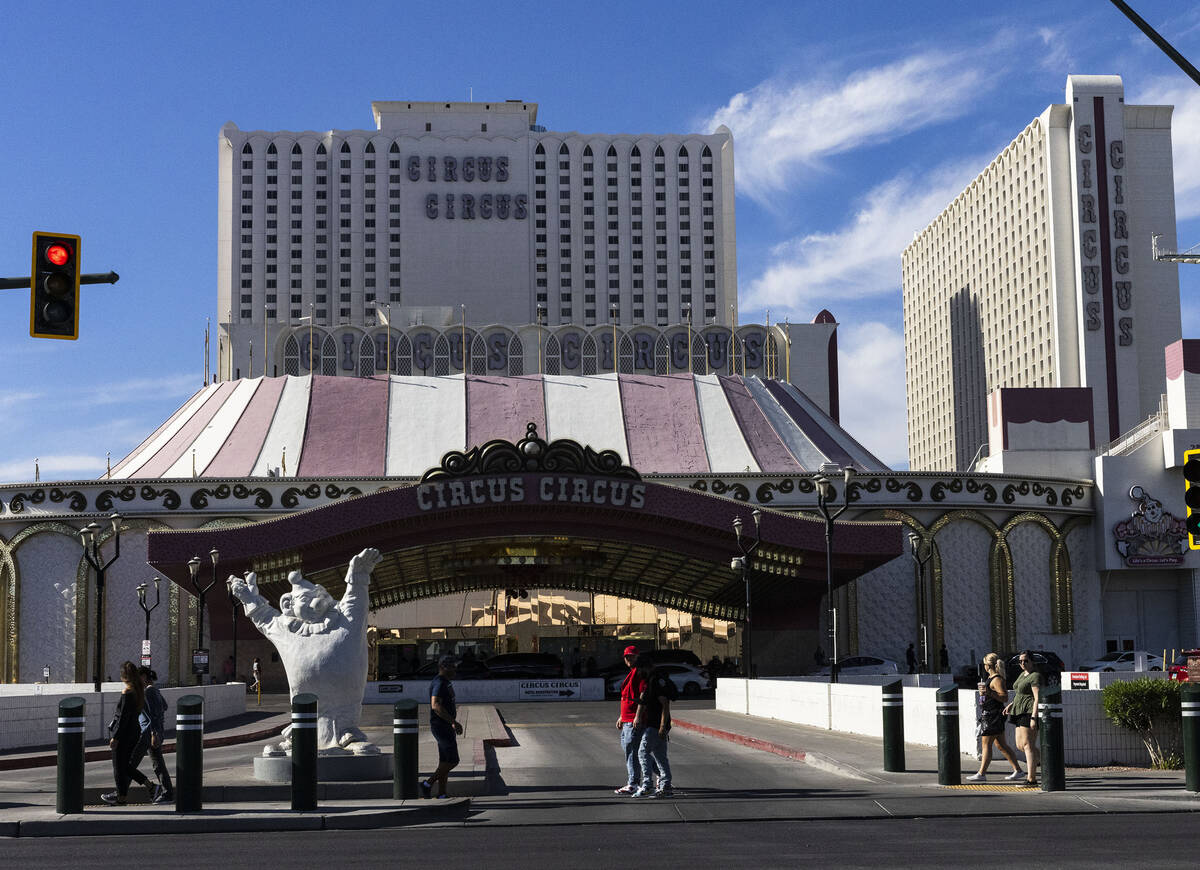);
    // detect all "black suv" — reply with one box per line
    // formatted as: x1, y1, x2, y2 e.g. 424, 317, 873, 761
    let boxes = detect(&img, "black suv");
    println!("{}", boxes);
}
1003, 650, 1065, 686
